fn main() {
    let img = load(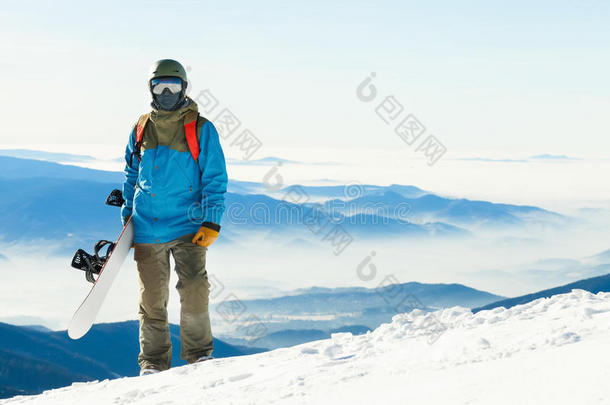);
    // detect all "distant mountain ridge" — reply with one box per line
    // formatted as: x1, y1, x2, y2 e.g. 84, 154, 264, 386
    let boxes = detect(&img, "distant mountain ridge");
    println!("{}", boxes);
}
224, 325, 372, 350
322, 190, 564, 228
214, 281, 505, 343
0, 156, 122, 183
472, 272, 610, 313
0, 149, 96, 163
233, 281, 506, 312
0, 155, 568, 254
588, 249, 610, 264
